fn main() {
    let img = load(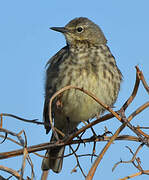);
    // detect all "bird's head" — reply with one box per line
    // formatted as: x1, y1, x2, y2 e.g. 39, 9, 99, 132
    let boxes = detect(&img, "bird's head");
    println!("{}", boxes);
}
50, 17, 107, 46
